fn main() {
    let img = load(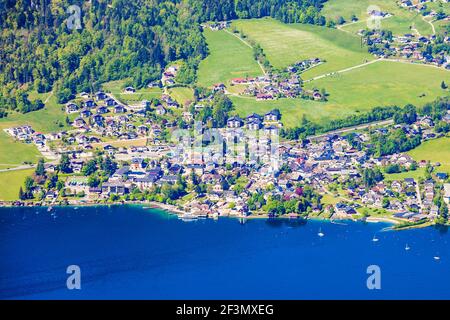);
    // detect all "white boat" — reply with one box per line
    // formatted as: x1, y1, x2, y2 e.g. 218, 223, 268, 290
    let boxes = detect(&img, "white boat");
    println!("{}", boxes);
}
47, 206, 53, 212
372, 235, 379, 242
179, 213, 198, 221
434, 256, 441, 261
405, 244, 410, 251
317, 228, 324, 237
